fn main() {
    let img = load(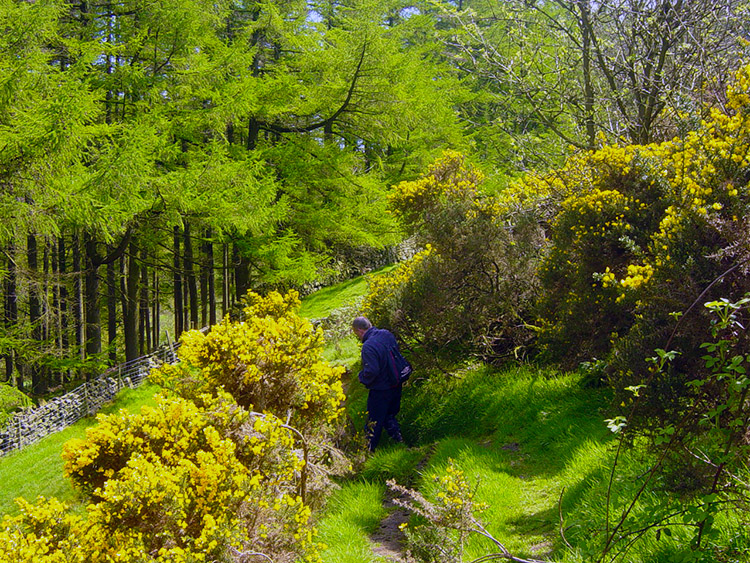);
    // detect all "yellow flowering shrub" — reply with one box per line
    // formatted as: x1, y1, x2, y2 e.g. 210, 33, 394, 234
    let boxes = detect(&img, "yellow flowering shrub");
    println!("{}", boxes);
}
388, 150, 486, 229
361, 245, 435, 329
536, 157, 670, 361
0, 497, 80, 563
530, 63, 750, 416
152, 290, 346, 434
389, 460, 489, 563
54, 393, 319, 562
